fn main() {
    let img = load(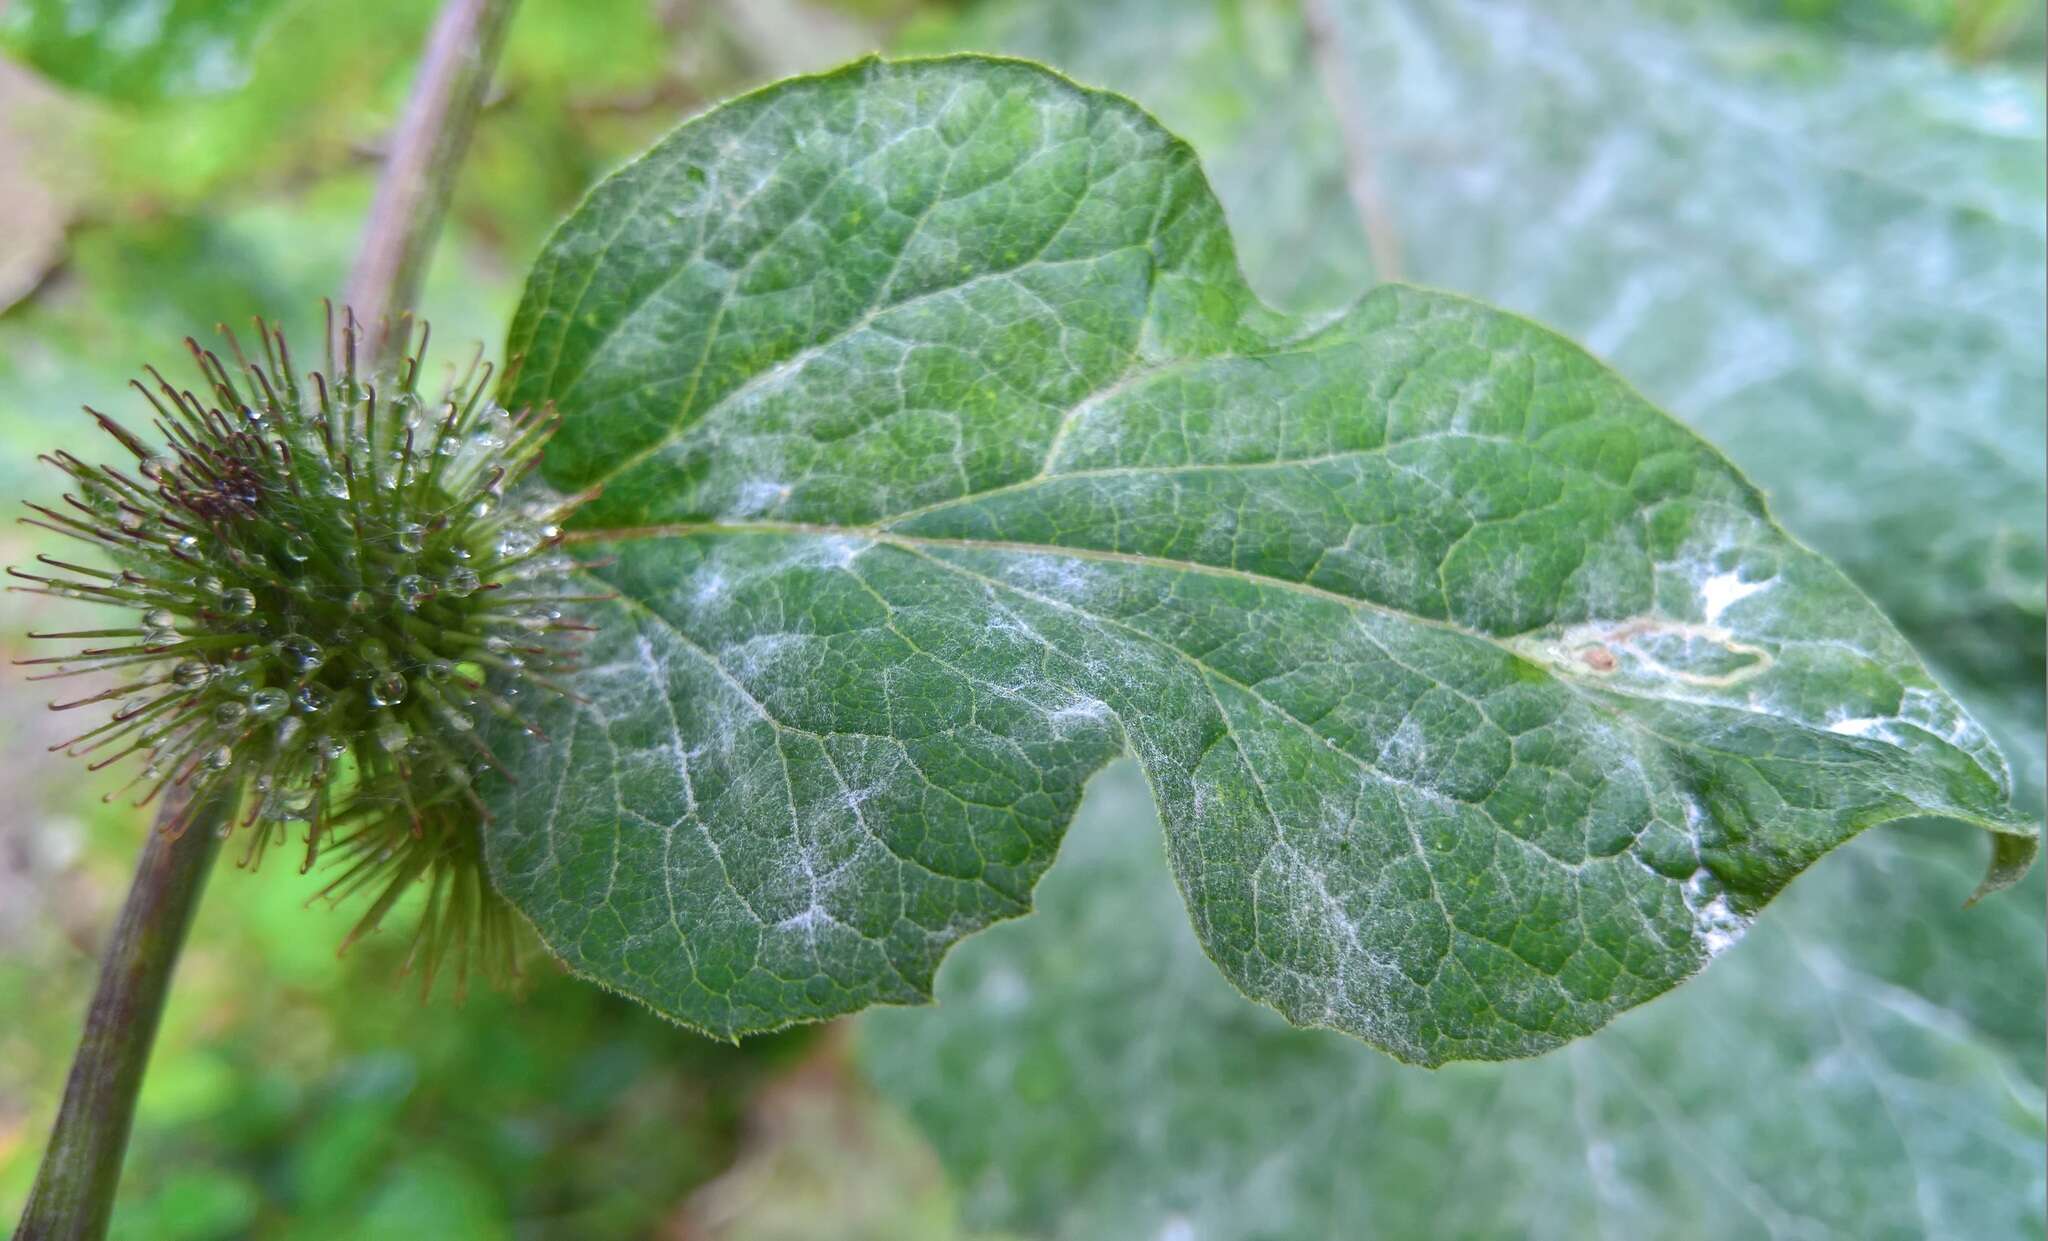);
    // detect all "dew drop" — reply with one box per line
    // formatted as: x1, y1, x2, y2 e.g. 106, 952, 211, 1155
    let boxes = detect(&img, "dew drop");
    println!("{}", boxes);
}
297, 683, 331, 714
497, 527, 540, 558
377, 722, 410, 752
219, 587, 256, 616
172, 659, 213, 689
282, 532, 314, 562
205, 745, 234, 770
368, 672, 408, 707
174, 534, 200, 554
142, 607, 177, 633
249, 688, 289, 718
278, 634, 324, 672
395, 523, 425, 554
395, 574, 430, 610
213, 701, 247, 726
443, 567, 480, 597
